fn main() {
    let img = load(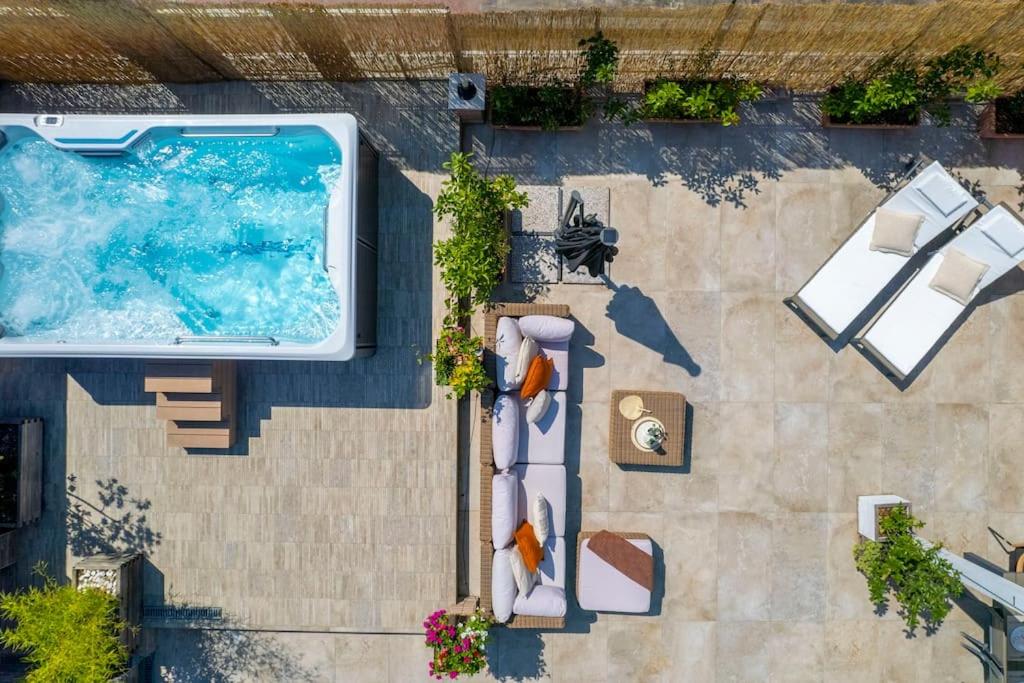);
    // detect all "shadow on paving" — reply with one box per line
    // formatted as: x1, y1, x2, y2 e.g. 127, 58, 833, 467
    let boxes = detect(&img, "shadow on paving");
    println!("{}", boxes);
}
466, 96, 1024, 209
152, 627, 320, 682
